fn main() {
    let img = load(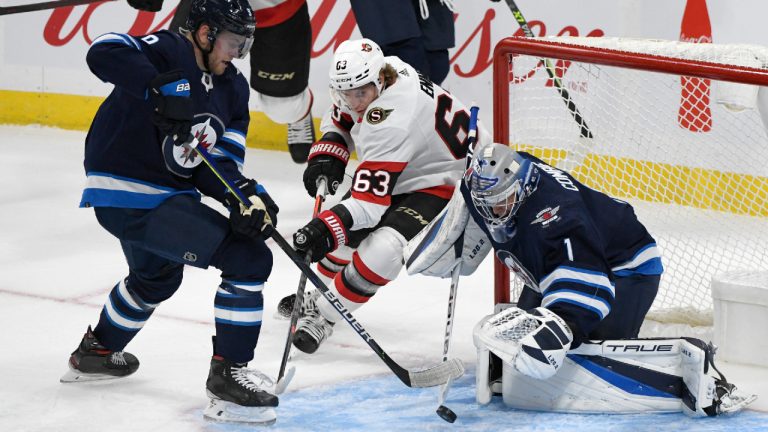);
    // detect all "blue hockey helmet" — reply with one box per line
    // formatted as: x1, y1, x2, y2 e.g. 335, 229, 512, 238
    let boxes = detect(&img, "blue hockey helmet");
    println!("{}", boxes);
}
186, 0, 255, 58
464, 143, 540, 229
